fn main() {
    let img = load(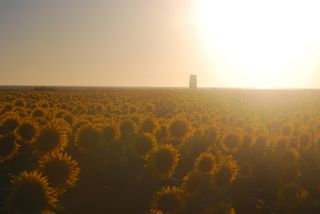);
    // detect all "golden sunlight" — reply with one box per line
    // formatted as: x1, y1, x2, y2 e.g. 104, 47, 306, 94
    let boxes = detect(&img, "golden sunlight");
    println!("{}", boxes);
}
192, 0, 320, 88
